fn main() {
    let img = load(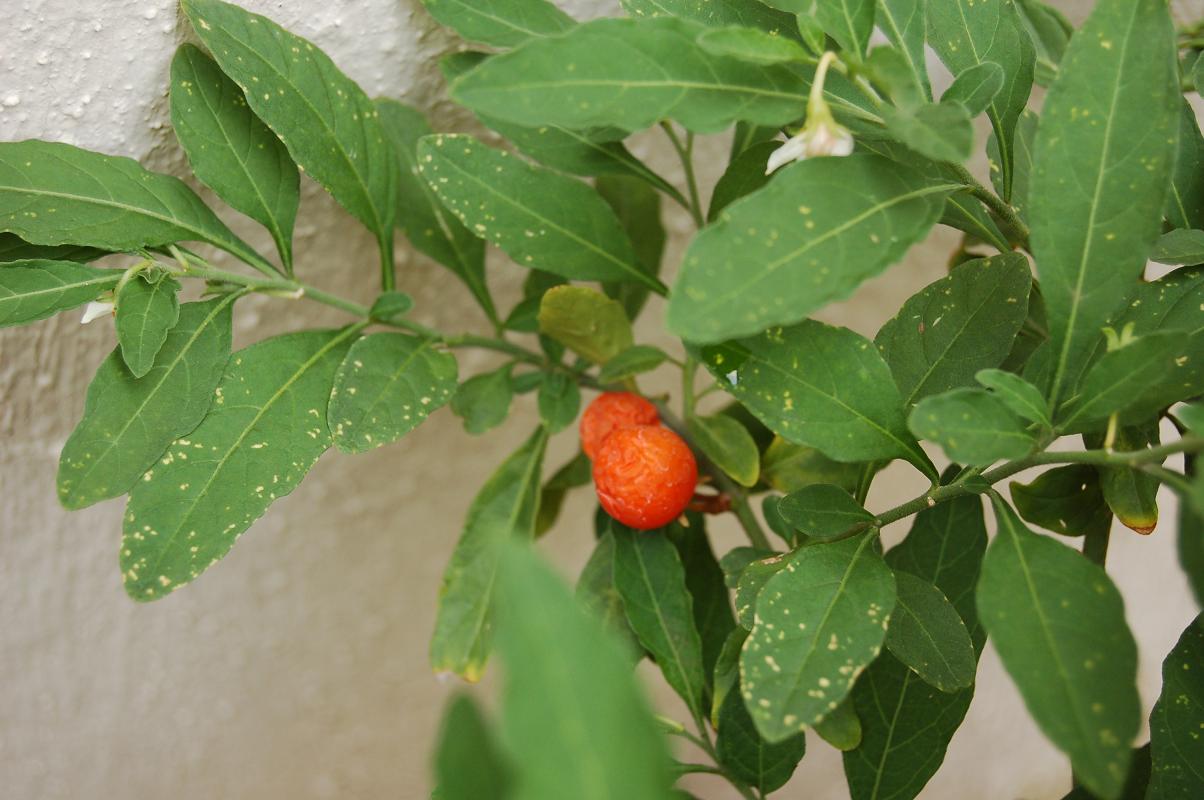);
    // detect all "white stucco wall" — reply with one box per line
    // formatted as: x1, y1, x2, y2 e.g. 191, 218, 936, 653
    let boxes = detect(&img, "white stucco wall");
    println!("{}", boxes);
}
1, 2, 1200, 798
